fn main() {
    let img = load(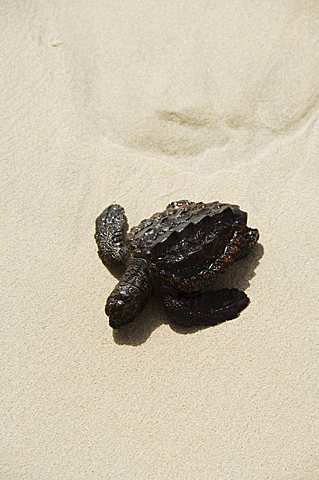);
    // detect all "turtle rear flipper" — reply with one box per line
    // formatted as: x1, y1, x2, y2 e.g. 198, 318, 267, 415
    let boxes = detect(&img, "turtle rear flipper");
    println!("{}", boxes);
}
162, 289, 249, 326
